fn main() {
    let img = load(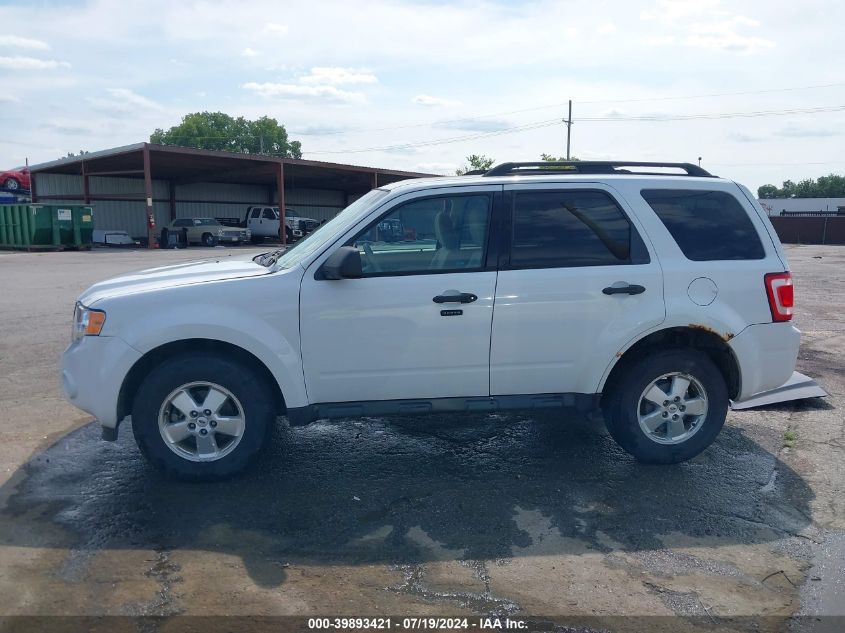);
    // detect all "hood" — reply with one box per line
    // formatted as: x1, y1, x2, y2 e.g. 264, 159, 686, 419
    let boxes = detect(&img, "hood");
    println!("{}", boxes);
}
79, 255, 271, 306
